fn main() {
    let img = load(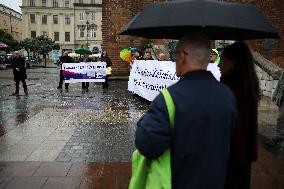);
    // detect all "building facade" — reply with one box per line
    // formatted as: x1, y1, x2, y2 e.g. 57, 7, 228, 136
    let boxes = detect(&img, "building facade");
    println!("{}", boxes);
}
21, 0, 102, 53
0, 4, 23, 41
